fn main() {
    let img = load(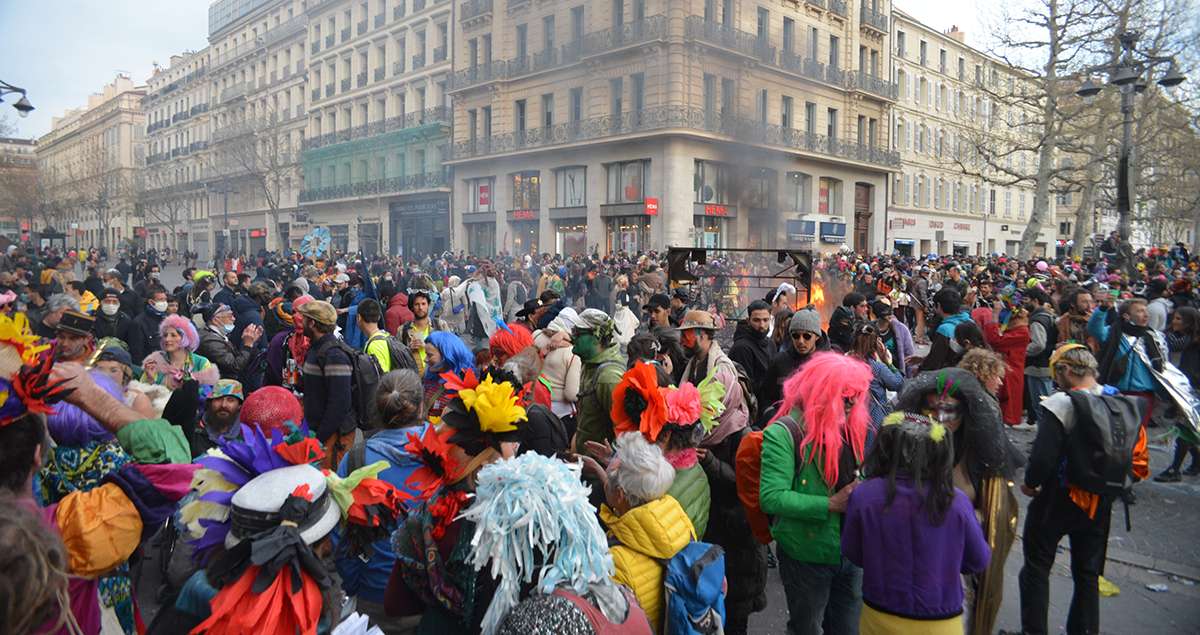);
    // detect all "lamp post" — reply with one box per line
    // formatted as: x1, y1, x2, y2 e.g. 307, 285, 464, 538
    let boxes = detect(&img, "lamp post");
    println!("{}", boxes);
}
206, 179, 238, 268
0, 80, 35, 118
1076, 31, 1186, 243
